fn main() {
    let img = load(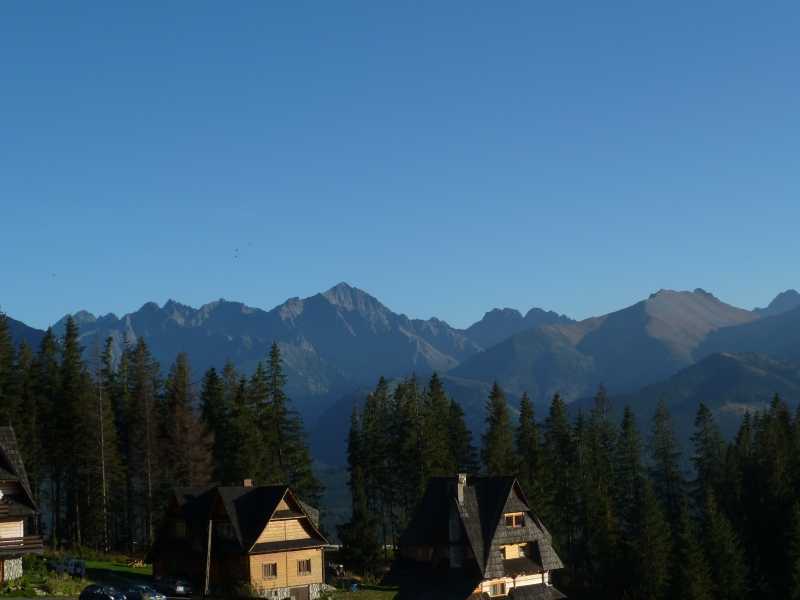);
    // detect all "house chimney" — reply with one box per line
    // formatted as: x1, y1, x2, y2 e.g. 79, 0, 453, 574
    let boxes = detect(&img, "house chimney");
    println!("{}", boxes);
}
457, 473, 467, 505
243, 478, 254, 488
